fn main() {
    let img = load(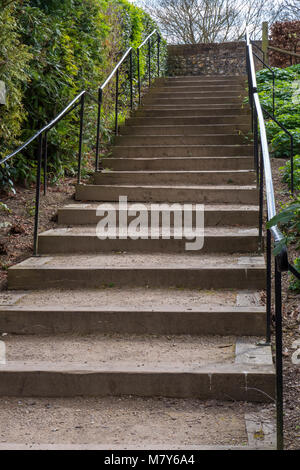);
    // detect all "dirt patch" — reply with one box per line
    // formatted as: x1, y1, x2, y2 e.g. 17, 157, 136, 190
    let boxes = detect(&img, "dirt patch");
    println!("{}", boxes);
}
270, 158, 300, 450
0, 179, 76, 290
